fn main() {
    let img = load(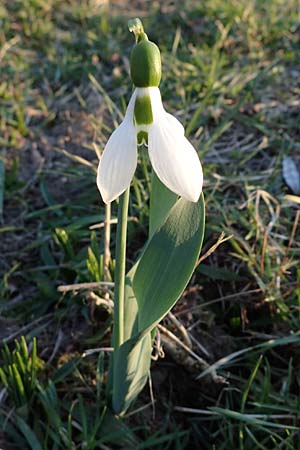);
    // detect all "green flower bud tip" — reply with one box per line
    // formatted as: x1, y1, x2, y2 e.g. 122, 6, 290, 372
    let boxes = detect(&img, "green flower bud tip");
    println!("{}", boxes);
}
128, 18, 148, 42
128, 18, 162, 88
